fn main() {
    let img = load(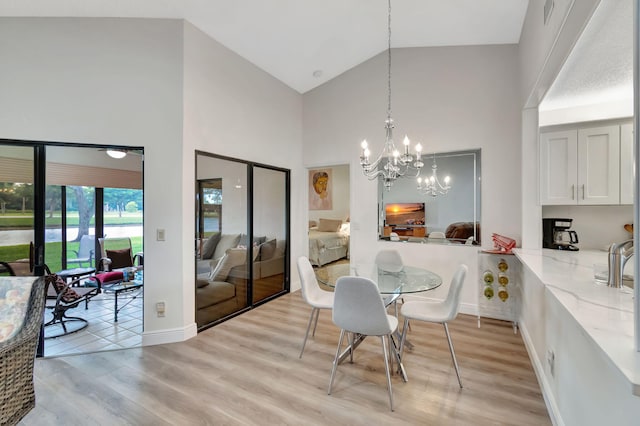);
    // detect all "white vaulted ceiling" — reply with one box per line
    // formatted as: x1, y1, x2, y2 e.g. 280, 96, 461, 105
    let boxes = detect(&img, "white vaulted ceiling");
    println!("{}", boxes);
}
0, 0, 529, 93
0, 0, 632, 114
